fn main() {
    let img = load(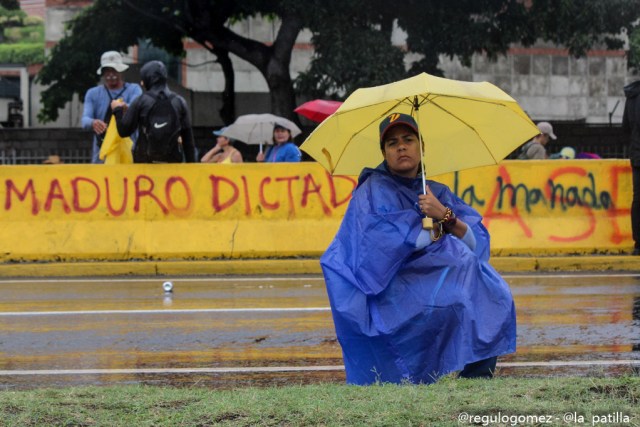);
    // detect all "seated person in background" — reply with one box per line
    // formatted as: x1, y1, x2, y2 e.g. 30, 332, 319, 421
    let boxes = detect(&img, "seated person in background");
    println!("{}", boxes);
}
256, 123, 301, 162
549, 146, 576, 159
575, 152, 602, 159
201, 127, 243, 163
42, 155, 64, 164
518, 121, 557, 159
